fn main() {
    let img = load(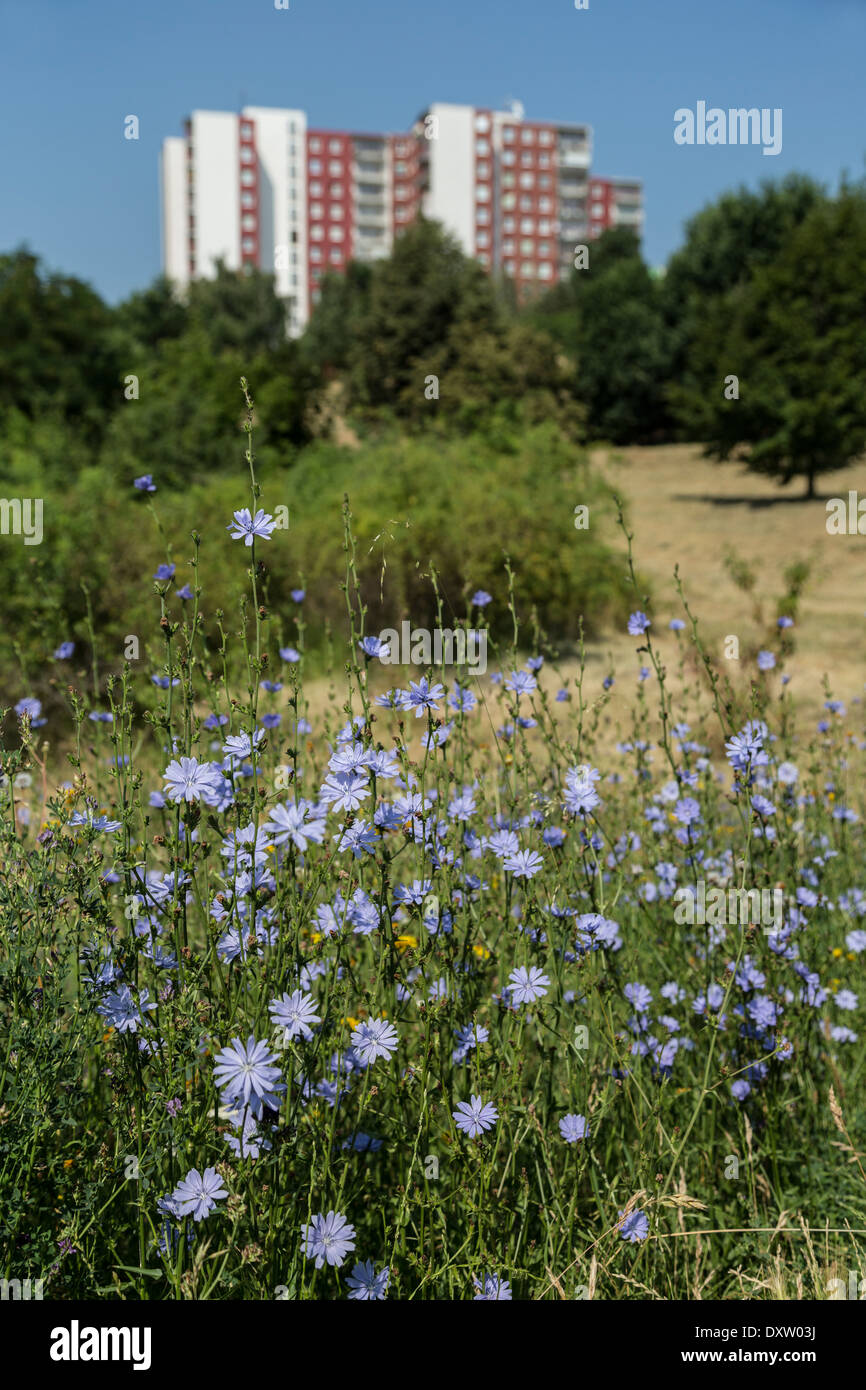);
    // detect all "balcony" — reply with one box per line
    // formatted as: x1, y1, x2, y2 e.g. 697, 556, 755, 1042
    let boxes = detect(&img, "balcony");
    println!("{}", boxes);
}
557, 148, 591, 170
